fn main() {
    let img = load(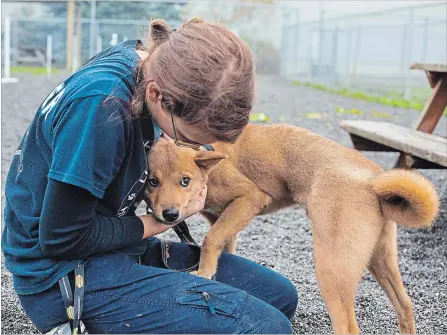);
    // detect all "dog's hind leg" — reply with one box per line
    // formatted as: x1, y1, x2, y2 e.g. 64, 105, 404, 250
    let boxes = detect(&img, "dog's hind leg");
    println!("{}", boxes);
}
367, 221, 415, 334
309, 194, 383, 334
